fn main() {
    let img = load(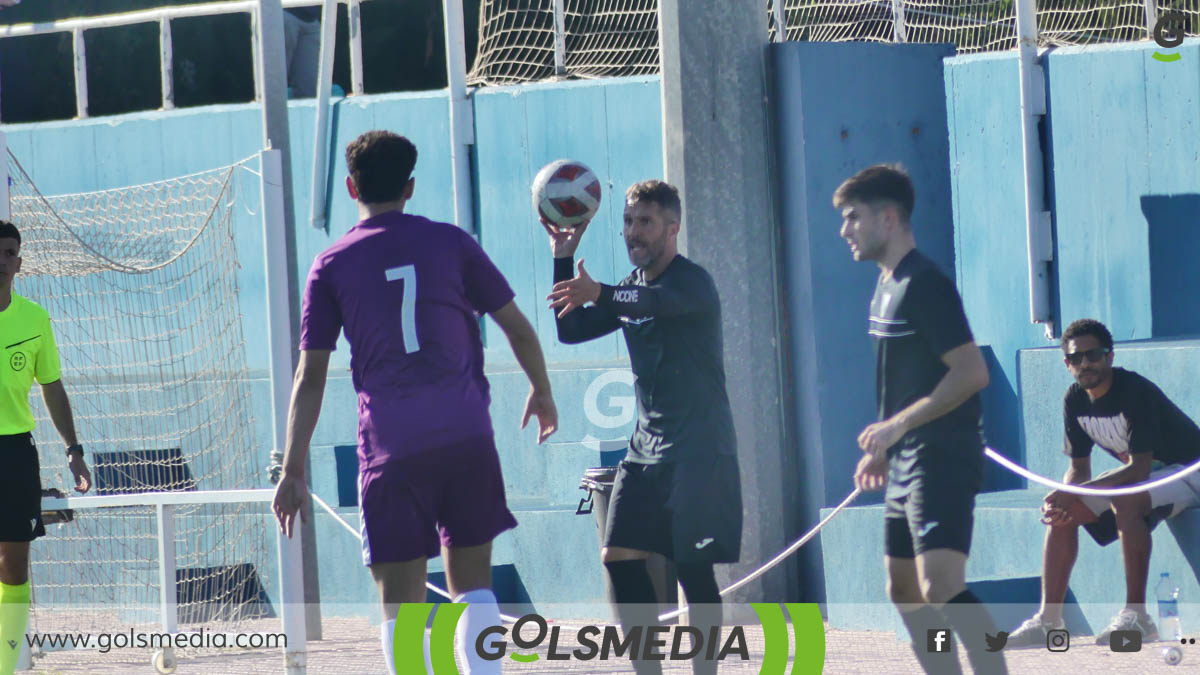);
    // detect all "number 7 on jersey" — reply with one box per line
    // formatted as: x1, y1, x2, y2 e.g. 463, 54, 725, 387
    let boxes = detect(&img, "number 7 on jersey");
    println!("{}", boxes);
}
385, 264, 420, 354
